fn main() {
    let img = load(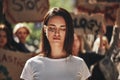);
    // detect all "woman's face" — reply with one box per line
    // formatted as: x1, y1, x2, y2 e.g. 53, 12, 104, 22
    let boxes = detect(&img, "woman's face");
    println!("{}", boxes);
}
102, 37, 108, 48
16, 28, 29, 43
45, 16, 66, 47
73, 34, 81, 55
0, 30, 7, 48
